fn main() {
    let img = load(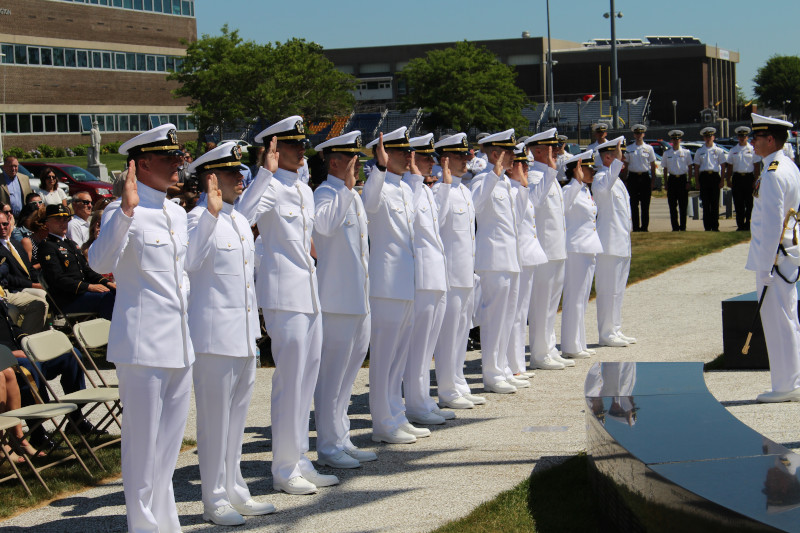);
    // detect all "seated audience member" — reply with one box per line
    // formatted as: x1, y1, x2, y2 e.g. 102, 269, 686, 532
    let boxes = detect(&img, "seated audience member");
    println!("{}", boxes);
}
66, 192, 93, 248
0, 362, 45, 461
39, 205, 115, 319
10, 195, 41, 243
36, 168, 68, 207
